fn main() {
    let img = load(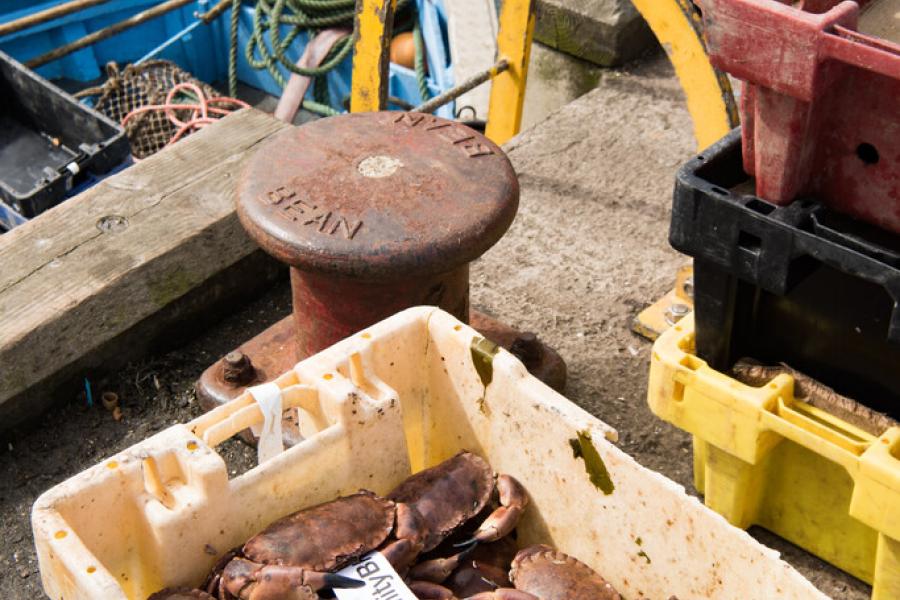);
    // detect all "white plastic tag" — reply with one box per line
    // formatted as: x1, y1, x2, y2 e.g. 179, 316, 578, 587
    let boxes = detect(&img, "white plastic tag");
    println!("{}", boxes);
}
247, 382, 283, 464
333, 552, 417, 600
